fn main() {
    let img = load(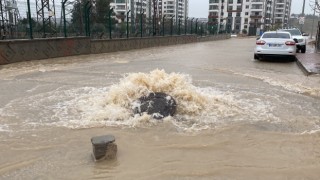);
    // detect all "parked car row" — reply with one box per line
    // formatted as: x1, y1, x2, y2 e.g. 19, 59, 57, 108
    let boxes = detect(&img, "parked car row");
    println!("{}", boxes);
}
253, 28, 307, 61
